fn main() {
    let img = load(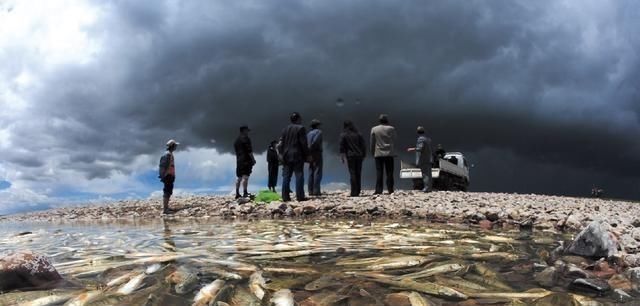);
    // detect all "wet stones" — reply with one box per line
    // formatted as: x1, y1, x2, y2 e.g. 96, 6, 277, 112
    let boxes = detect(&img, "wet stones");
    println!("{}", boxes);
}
0, 251, 62, 291
565, 220, 618, 258
611, 288, 633, 303
568, 278, 611, 295
534, 267, 557, 288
